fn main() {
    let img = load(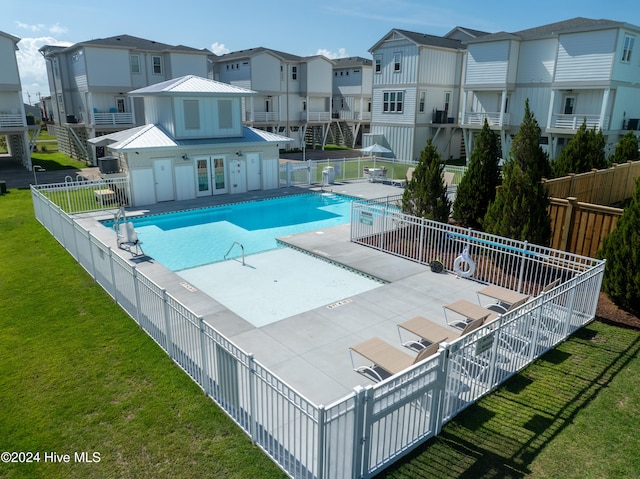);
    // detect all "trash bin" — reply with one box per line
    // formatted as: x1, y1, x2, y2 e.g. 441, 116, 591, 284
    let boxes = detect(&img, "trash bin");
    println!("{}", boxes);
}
0, 181, 6, 194
322, 166, 335, 185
